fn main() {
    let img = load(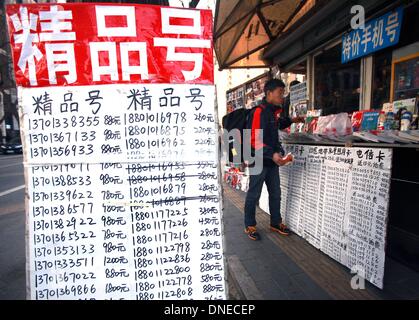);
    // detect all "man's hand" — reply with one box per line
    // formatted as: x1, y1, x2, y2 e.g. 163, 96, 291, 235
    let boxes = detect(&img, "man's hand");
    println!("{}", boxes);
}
273, 152, 293, 166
